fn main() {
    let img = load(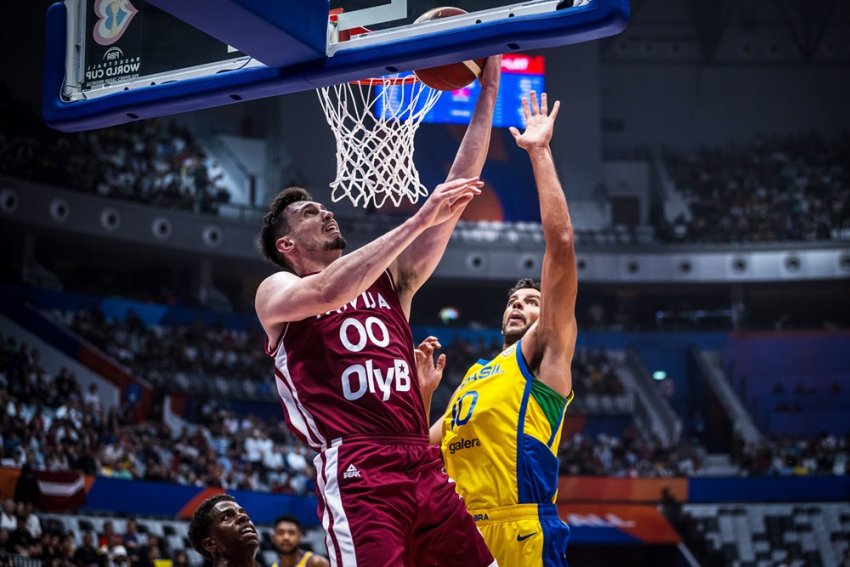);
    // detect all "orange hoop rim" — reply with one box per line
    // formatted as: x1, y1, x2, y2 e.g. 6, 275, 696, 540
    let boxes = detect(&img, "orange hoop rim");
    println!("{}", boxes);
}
349, 75, 422, 87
